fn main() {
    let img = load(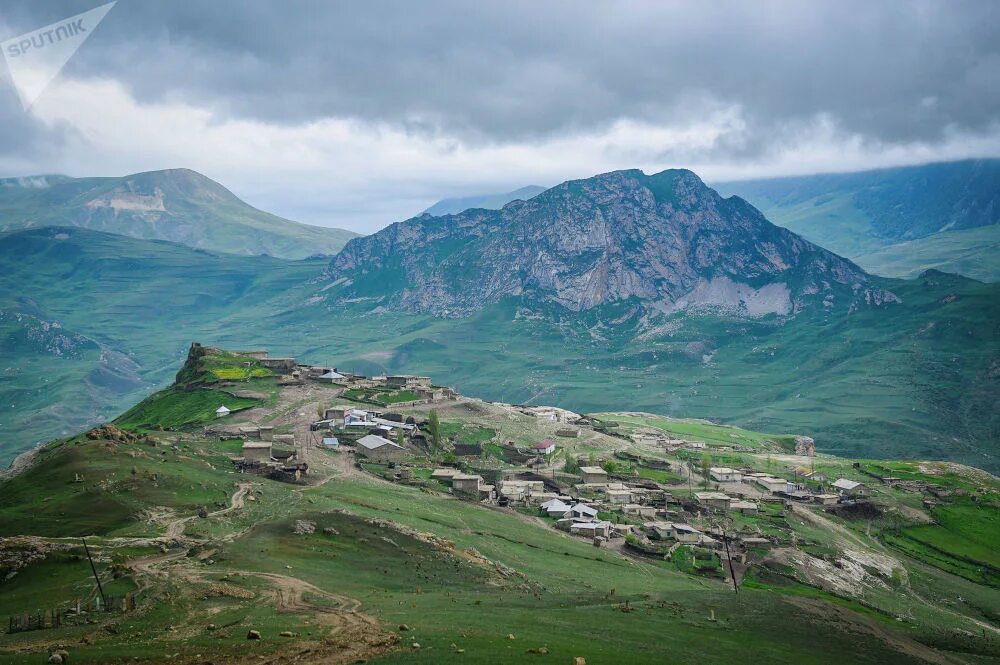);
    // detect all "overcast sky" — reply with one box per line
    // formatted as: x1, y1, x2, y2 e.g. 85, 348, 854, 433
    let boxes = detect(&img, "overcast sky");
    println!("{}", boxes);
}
1, 1, 998, 232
